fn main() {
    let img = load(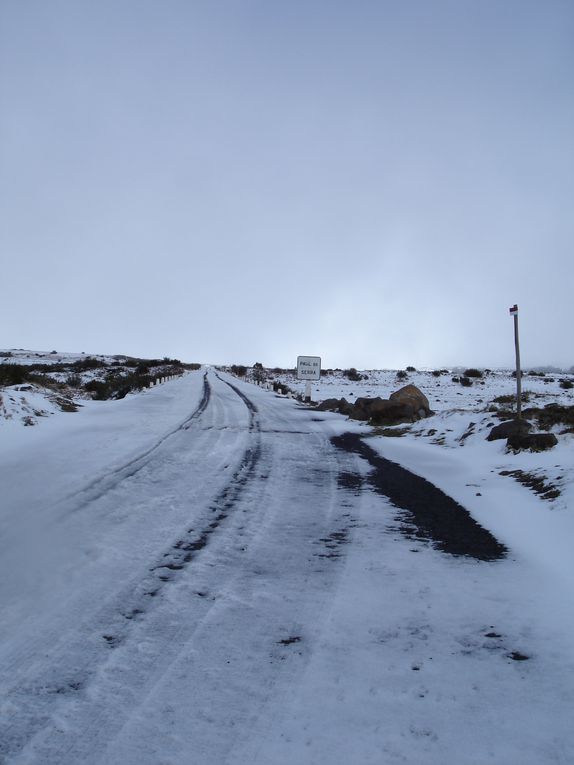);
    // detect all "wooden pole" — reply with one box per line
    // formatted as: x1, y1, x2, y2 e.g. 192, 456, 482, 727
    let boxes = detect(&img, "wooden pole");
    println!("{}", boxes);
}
511, 305, 522, 418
